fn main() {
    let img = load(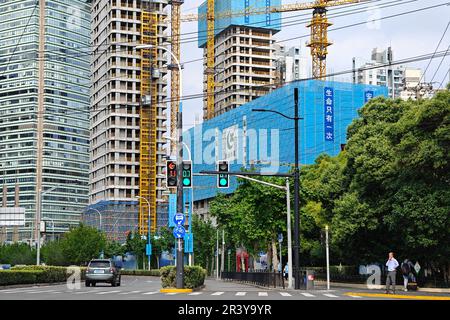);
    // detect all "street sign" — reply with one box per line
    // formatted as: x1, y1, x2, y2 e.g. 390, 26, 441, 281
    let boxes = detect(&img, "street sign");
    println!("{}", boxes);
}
414, 262, 421, 274
278, 233, 283, 243
168, 194, 177, 227
174, 213, 185, 226
146, 243, 152, 256
184, 233, 193, 253
173, 225, 186, 239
